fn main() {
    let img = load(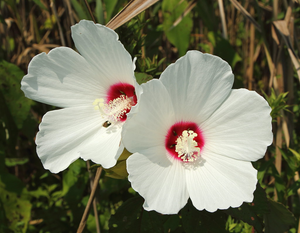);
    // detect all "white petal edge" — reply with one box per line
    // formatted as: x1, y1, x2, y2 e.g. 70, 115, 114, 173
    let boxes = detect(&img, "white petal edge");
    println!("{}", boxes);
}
127, 153, 189, 214
186, 152, 257, 212
80, 124, 122, 168
160, 51, 234, 123
21, 47, 107, 108
71, 20, 135, 89
36, 106, 107, 173
201, 89, 273, 162
122, 79, 175, 163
